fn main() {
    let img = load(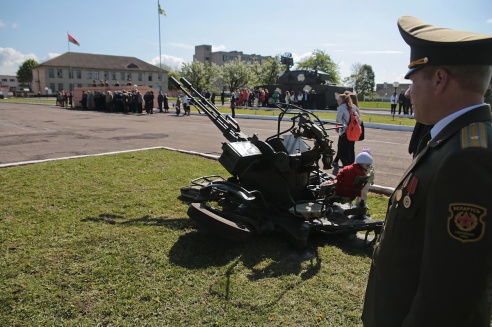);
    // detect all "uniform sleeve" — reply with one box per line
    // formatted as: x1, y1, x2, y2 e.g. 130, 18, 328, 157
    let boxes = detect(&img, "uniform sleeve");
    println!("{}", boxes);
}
403, 147, 492, 326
